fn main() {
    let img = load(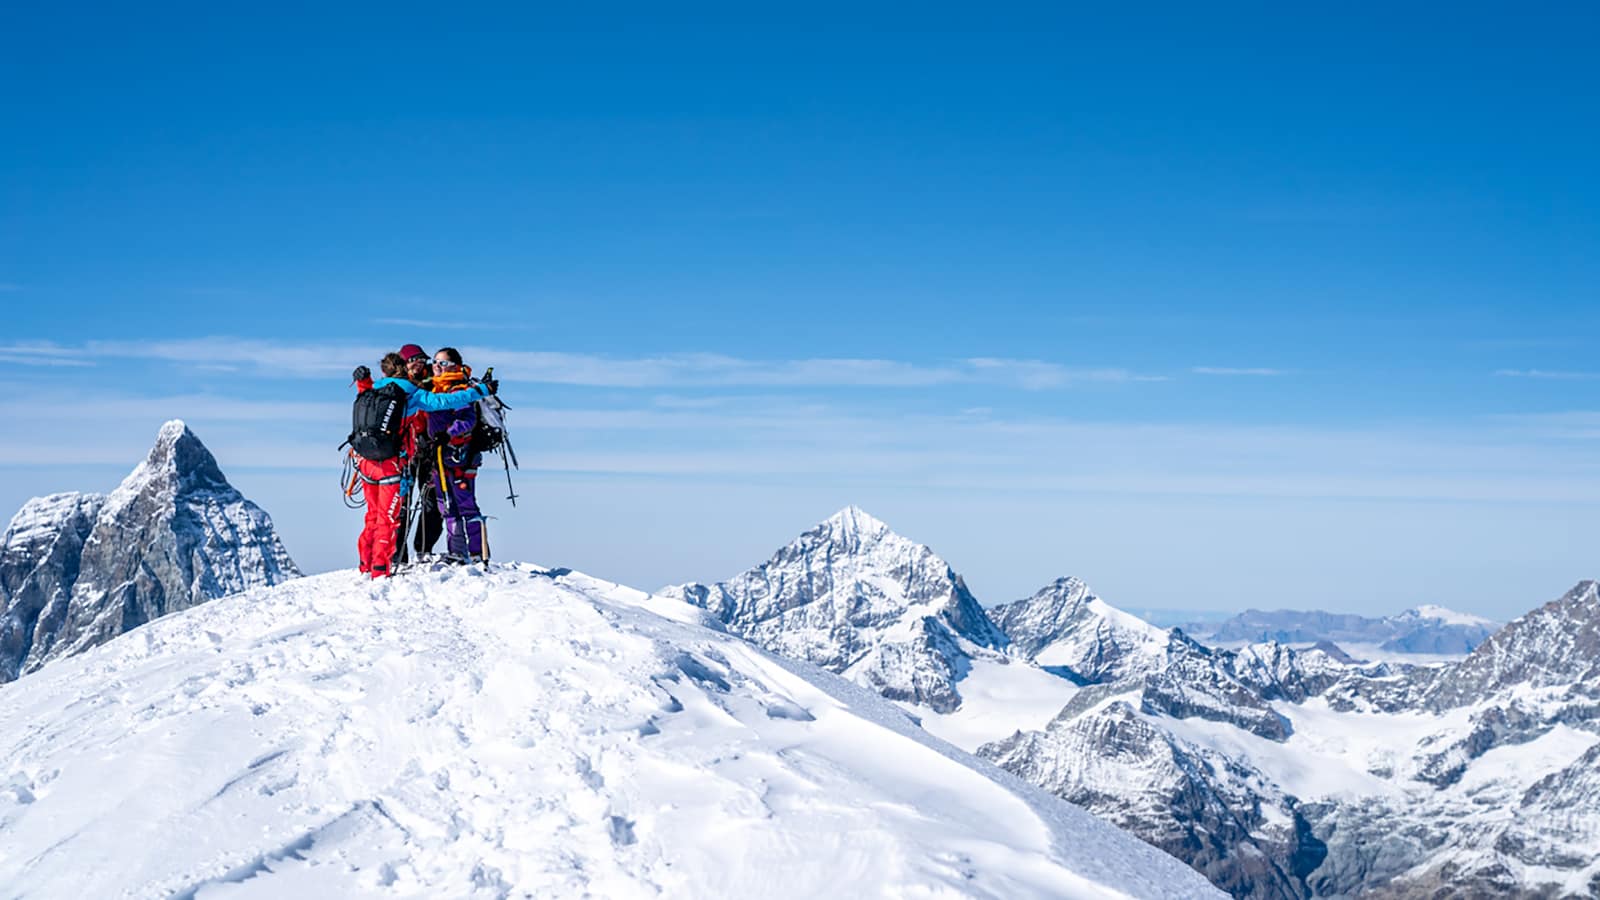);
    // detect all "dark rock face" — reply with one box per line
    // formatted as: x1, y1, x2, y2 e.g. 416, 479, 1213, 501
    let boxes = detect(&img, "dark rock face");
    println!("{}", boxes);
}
1225, 640, 1352, 706
1413, 703, 1547, 788
662, 507, 1006, 713
0, 421, 299, 682
1141, 650, 1293, 741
